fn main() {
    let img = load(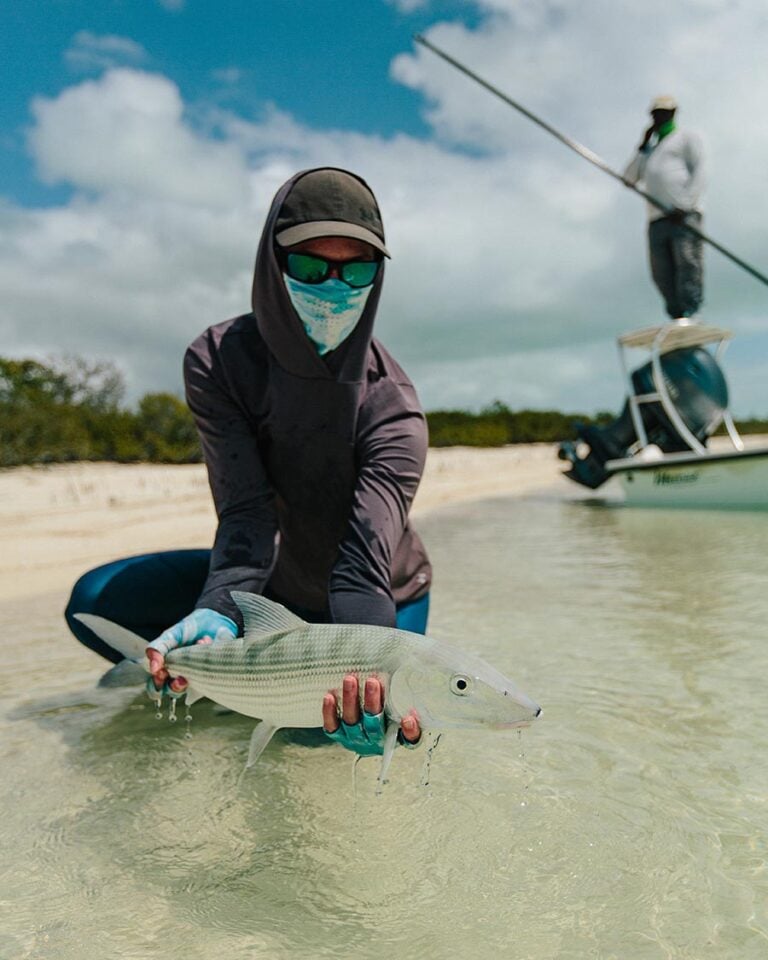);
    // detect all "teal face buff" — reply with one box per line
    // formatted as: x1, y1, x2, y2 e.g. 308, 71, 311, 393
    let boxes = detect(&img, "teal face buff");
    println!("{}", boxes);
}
283, 275, 372, 355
